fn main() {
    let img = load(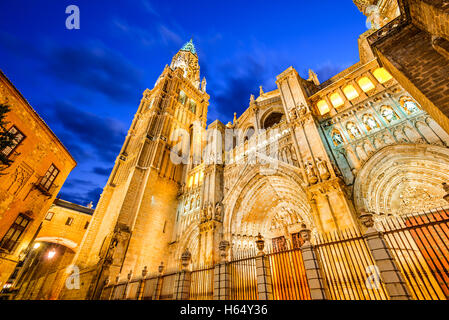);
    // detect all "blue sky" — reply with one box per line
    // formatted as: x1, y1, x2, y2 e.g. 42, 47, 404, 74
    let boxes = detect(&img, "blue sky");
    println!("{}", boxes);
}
0, 1, 367, 206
